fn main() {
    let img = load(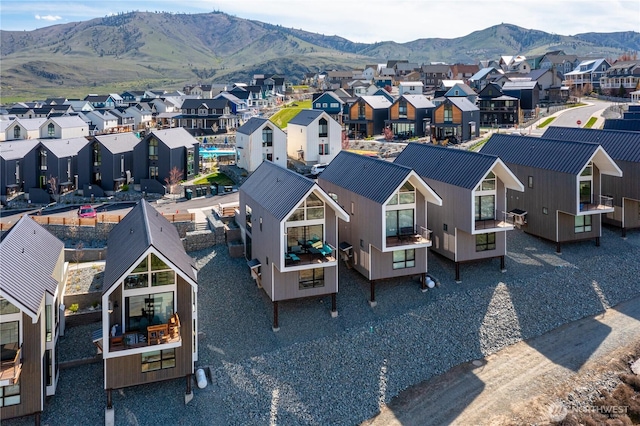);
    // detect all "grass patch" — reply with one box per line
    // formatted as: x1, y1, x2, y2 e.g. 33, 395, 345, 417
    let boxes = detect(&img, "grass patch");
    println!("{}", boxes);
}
269, 99, 312, 129
536, 117, 556, 129
193, 171, 234, 186
468, 137, 490, 152
584, 117, 597, 128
